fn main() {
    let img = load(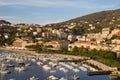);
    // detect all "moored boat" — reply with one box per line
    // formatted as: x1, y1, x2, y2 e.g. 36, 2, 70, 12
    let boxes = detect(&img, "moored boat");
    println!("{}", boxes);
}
48, 75, 58, 80
15, 67, 26, 72
0, 68, 11, 75
29, 76, 39, 80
